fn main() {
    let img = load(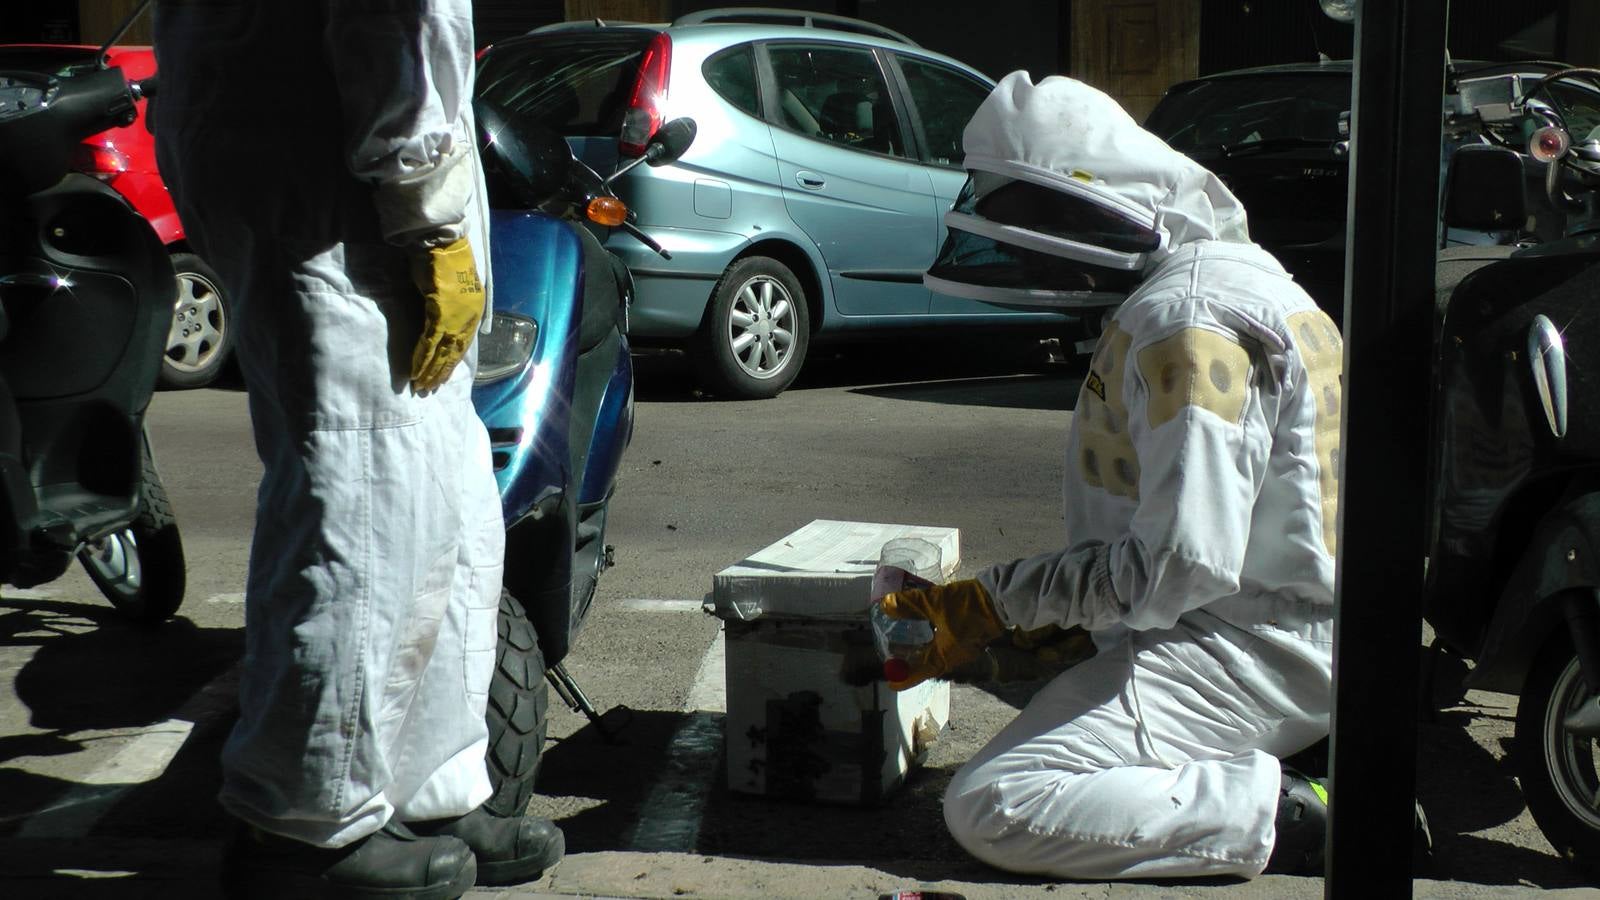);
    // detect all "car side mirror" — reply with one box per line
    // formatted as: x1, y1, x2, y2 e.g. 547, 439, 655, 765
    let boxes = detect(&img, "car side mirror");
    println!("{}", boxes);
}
1443, 144, 1526, 231
646, 117, 697, 166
